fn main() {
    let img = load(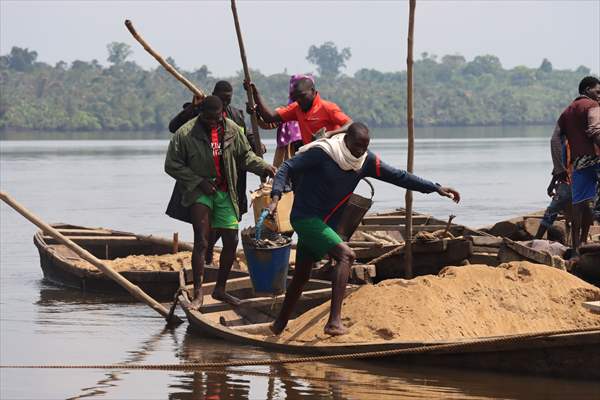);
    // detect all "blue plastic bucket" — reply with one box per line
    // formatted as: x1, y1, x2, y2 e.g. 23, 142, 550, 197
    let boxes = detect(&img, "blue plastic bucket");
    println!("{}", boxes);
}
242, 242, 291, 295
